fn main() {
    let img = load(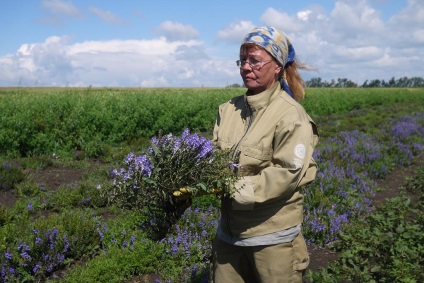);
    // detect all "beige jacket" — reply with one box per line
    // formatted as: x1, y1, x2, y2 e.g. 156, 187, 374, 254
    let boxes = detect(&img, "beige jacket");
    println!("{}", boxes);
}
213, 81, 319, 239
